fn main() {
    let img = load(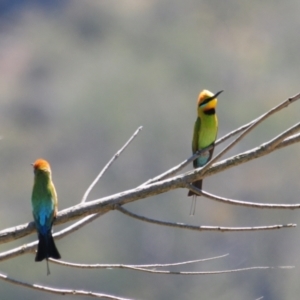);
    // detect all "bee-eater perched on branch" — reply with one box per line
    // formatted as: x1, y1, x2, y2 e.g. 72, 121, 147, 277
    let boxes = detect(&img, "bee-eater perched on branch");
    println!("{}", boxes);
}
31, 159, 61, 275
188, 89, 223, 215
